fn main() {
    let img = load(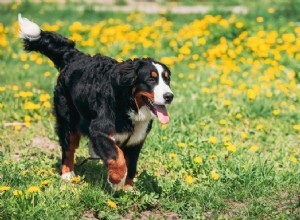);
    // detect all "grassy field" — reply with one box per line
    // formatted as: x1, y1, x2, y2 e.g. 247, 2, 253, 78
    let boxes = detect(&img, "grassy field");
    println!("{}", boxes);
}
1, 1, 300, 219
